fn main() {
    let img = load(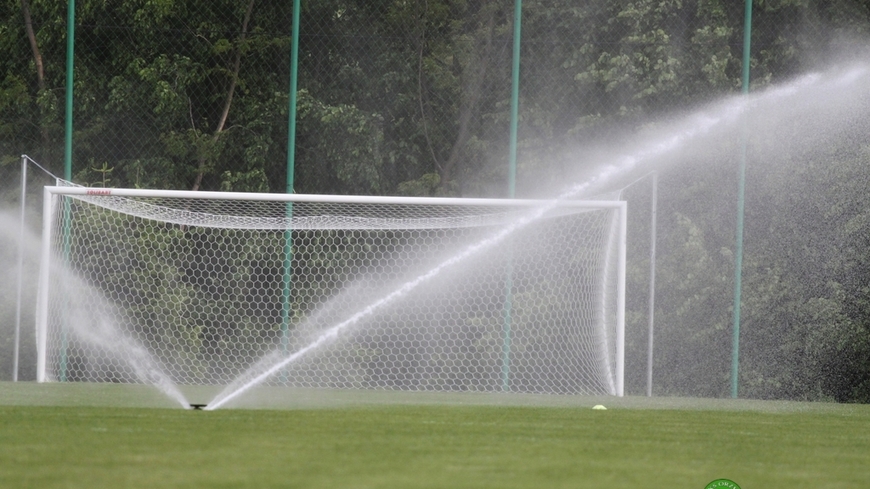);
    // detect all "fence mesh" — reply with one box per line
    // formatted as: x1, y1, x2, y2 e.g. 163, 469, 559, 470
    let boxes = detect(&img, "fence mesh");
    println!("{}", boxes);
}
5, 1, 867, 197
4, 1, 870, 398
